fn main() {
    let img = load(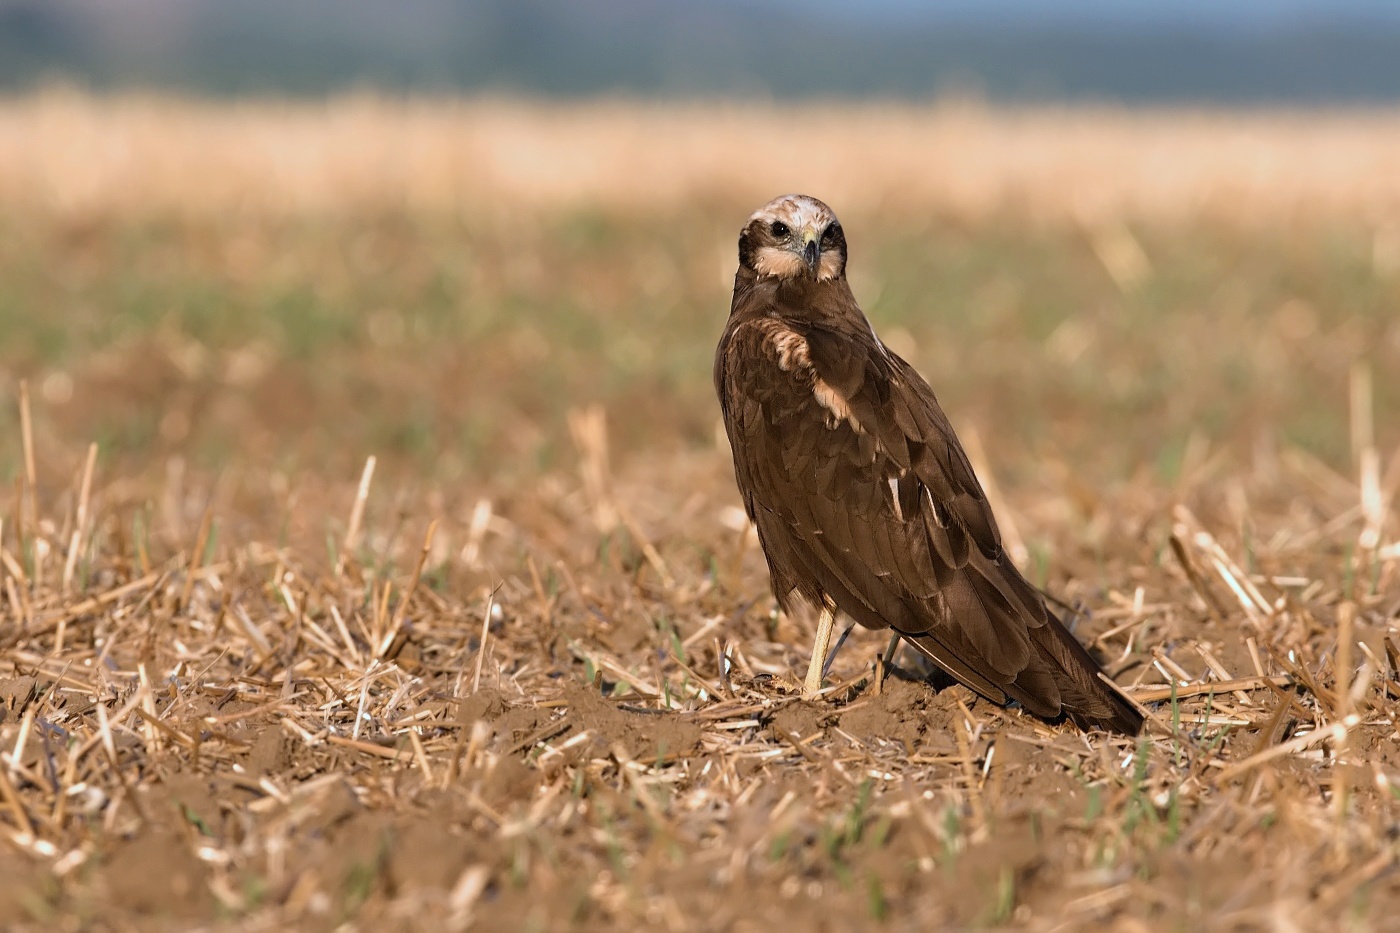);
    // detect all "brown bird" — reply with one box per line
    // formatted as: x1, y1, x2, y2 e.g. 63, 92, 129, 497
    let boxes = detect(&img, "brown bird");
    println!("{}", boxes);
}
714, 194, 1143, 734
